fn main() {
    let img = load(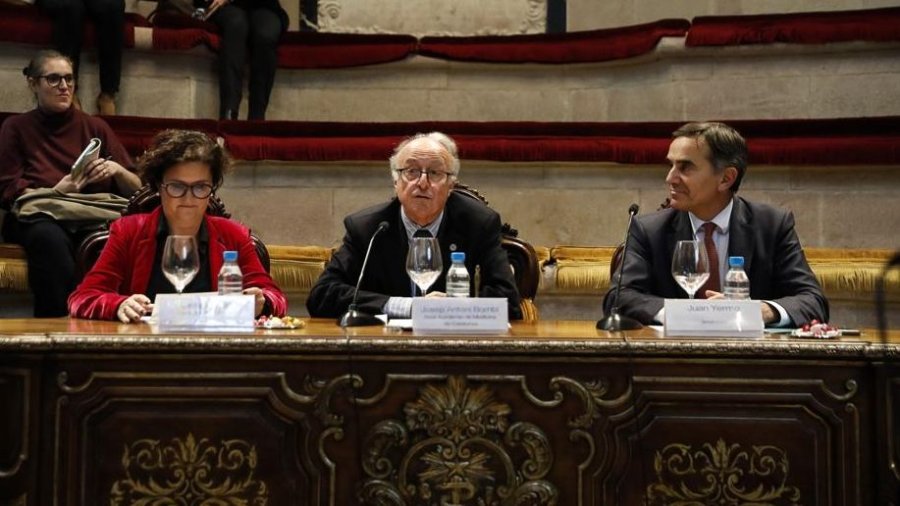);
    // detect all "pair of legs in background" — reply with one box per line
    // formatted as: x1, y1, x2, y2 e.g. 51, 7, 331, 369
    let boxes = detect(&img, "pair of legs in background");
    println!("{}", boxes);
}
2, 216, 87, 318
37, 0, 124, 115
211, 5, 285, 120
